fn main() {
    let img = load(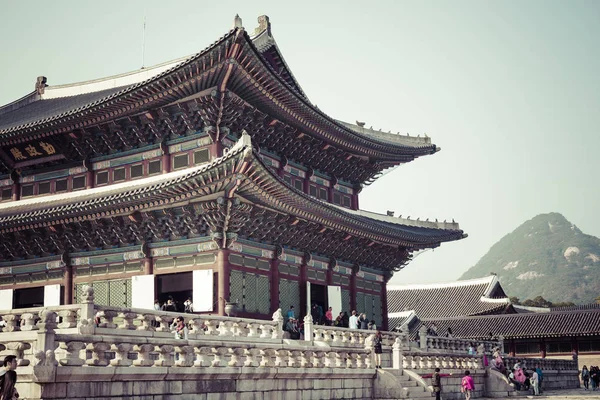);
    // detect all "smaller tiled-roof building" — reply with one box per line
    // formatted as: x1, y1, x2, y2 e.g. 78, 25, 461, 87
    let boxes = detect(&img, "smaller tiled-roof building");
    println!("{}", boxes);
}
388, 275, 600, 366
